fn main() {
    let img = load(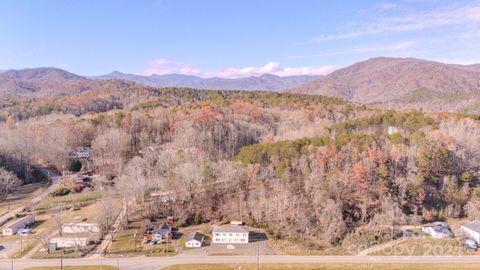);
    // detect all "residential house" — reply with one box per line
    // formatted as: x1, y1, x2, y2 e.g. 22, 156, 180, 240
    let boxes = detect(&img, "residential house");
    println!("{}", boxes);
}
461, 220, 480, 244
150, 190, 177, 203
152, 224, 173, 242
72, 147, 90, 159
185, 232, 204, 248
2, 215, 35, 236
49, 237, 88, 250
212, 225, 249, 244
422, 222, 453, 238
62, 223, 101, 234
